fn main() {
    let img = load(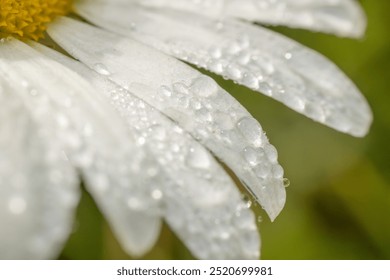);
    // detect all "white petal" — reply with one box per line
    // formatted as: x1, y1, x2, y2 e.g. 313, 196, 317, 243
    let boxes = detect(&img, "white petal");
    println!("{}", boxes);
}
107, 0, 366, 38
0, 39, 162, 256
48, 17, 286, 221
34, 42, 261, 259
0, 74, 79, 259
76, 3, 372, 137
